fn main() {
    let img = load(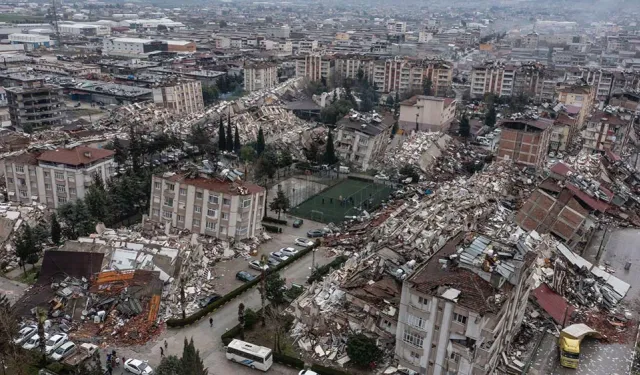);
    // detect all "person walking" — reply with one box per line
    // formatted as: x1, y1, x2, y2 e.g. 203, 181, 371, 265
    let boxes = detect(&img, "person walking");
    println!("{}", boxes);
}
164, 340, 168, 349
209, 317, 213, 327
122, 357, 126, 367
160, 346, 164, 357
